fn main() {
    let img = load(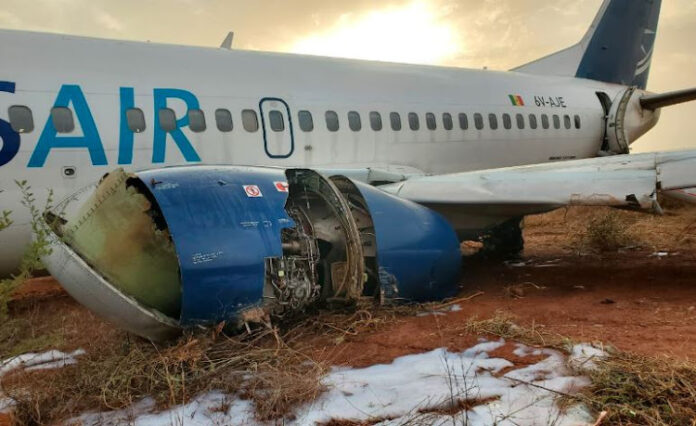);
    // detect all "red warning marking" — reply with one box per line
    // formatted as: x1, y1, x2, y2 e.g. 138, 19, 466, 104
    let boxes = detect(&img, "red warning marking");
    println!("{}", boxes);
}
274, 181, 289, 192
243, 185, 262, 198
